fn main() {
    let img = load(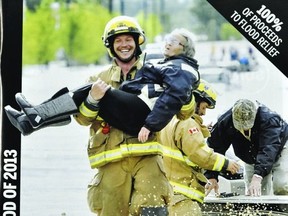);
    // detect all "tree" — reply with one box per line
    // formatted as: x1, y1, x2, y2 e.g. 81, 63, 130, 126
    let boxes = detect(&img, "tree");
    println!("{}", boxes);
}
23, 0, 112, 65
136, 12, 163, 43
59, 1, 111, 65
23, 0, 60, 65
190, 0, 226, 40
25, 0, 41, 12
220, 23, 242, 40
